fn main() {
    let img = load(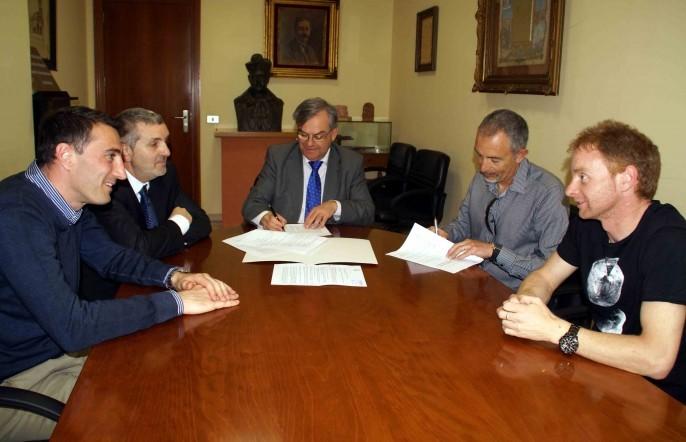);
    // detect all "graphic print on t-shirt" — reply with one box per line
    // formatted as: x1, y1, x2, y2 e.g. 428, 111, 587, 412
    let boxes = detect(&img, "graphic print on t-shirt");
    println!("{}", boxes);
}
587, 257, 626, 334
